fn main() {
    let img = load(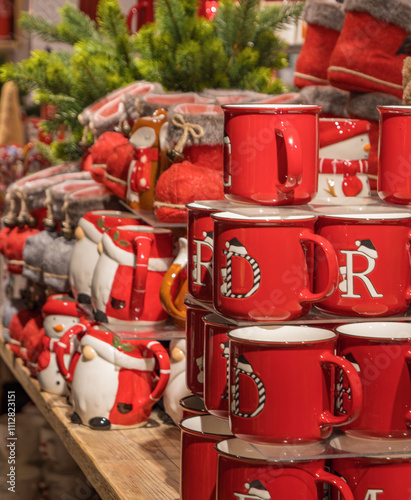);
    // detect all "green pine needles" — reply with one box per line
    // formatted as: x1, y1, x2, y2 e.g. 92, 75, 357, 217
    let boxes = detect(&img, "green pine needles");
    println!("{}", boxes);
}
0, 0, 302, 162
135, 0, 303, 93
